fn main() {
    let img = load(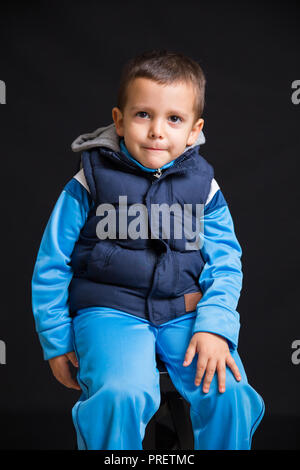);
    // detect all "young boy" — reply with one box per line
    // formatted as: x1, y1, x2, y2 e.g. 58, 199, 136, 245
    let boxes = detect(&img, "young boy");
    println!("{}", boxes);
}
31, 50, 265, 450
